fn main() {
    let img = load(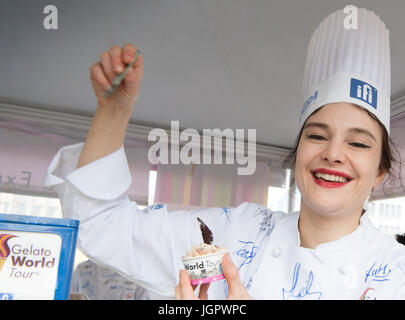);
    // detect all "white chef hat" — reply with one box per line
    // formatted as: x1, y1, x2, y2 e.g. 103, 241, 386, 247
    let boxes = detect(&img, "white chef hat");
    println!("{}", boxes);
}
298, 7, 391, 135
